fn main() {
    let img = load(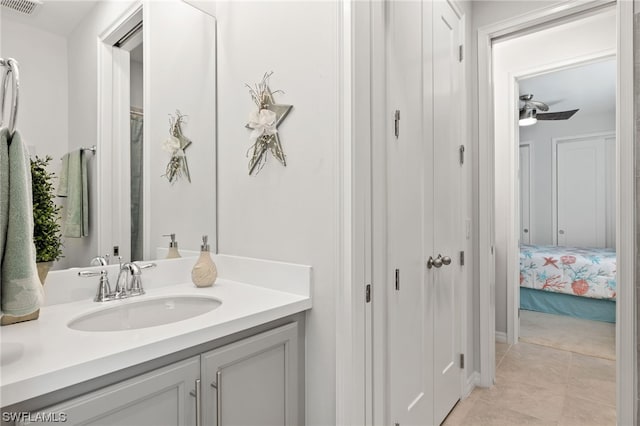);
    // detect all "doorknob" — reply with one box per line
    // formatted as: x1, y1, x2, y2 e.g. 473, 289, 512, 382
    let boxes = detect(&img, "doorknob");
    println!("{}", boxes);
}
559, 230, 565, 235
427, 254, 450, 269
427, 255, 441, 269
523, 228, 529, 233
